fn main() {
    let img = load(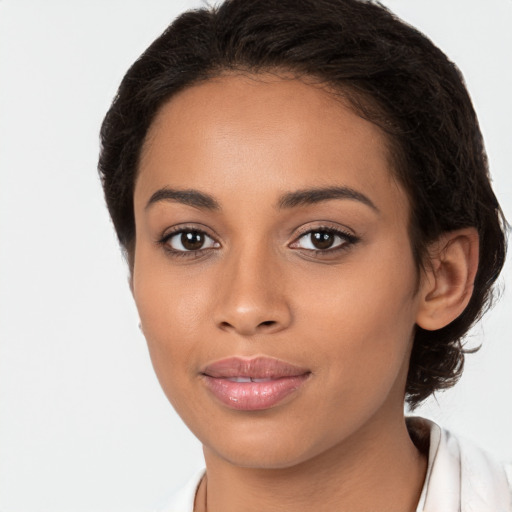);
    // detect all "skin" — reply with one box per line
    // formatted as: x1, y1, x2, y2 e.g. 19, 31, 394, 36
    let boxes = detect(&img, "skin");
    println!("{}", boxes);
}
131, 74, 478, 512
